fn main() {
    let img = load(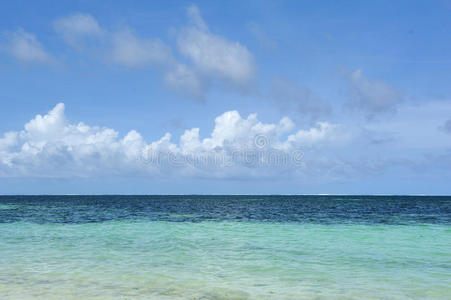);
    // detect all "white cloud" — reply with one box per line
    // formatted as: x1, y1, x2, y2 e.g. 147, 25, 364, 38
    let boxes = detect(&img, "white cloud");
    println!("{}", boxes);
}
109, 29, 174, 67
3, 29, 53, 64
6, 101, 449, 181
4, 7, 256, 99
54, 13, 103, 48
165, 63, 205, 100
285, 122, 343, 148
347, 69, 403, 118
54, 14, 174, 68
177, 5, 255, 88
0, 103, 344, 179
48, 8, 256, 100
51, 13, 204, 99
186, 5, 208, 32
199, 111, 294, 150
